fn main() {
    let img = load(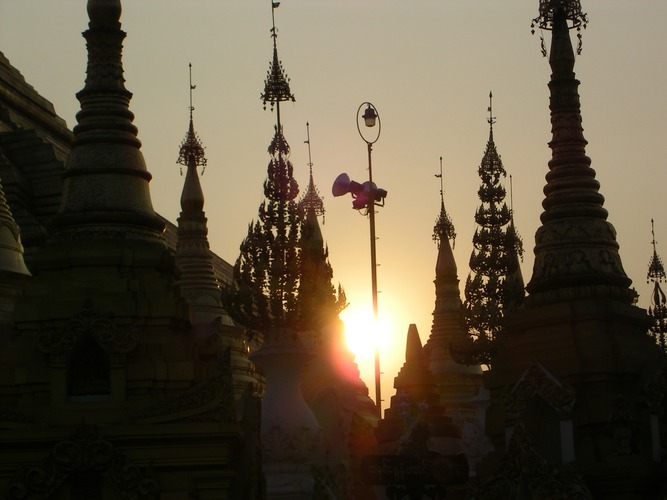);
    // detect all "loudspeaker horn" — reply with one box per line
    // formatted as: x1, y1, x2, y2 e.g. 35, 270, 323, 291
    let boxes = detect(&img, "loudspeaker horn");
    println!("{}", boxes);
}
332, 173, 351, 197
